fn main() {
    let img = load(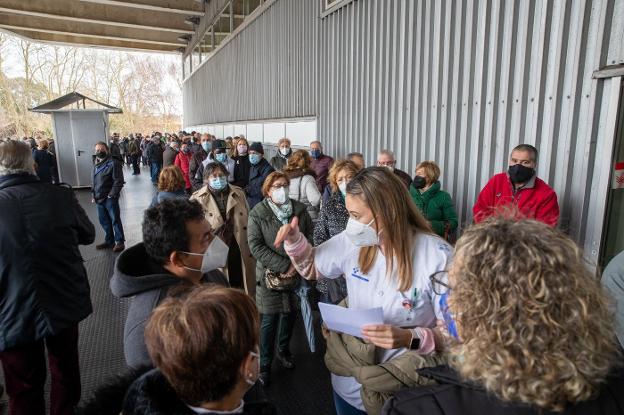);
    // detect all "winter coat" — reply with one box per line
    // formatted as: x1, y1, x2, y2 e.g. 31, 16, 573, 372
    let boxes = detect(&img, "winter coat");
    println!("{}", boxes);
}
0, 174, 95, 352
146, 142, 164, 164
285, 170, 321, 219
174, 151, 193, 189
382, 365, 624, 415
110, 243, 229, 369
123, 368, 277, 415
270, 151, 291, 171
189, 148, 208, 183
190, 185, 257, 297
92, 155, 124, 203
248, 199, 313, 314
325, 326, 446, 415
310, 154, 334, 192
602, 250, 624, 348
473, 172, 559, 226
409, 181, 458, 237
313, 190, 349, 246
149, 189, 187, 208
110, 142, 122, 161
32, 148, 58, 183
232, 155, 251, 189
129, 140, 141, 156
162, 146, 178, 167
246, 158, 275, 209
